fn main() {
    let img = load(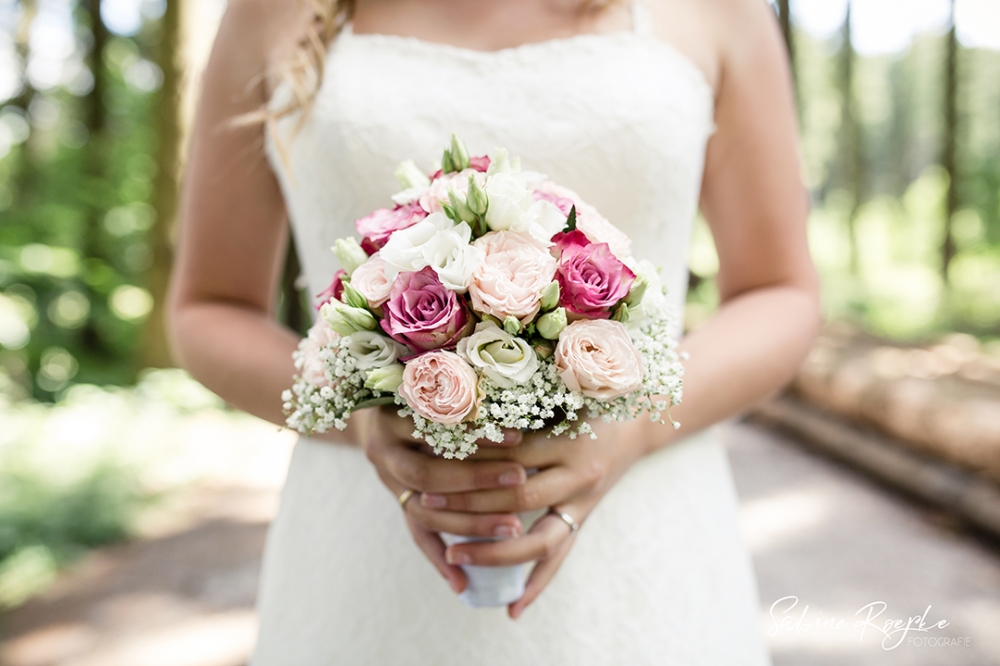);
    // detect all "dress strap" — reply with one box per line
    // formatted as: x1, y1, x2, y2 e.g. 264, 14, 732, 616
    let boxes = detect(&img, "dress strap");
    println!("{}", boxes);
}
629, 0, 653, 36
